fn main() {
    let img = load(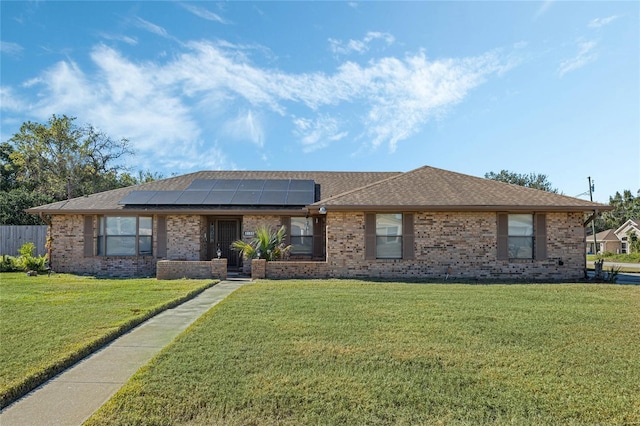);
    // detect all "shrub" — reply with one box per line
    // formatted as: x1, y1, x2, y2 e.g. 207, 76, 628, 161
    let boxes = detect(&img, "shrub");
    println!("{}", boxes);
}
15, 243, 47, 272
231, 225, 291, 260
0, 255, 21, 272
